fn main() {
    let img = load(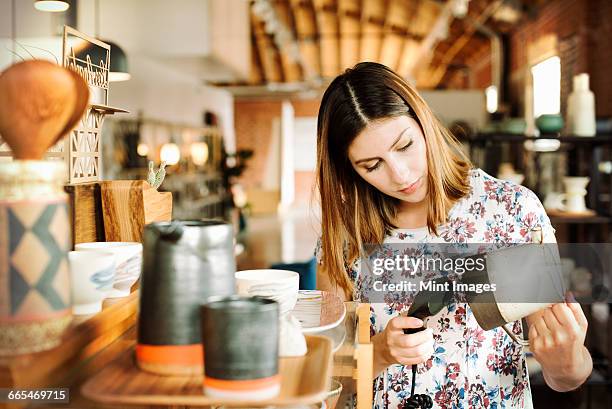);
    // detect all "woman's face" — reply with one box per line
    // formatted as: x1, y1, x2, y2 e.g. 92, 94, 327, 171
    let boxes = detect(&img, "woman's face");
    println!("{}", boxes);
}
348, 115, 428, 203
